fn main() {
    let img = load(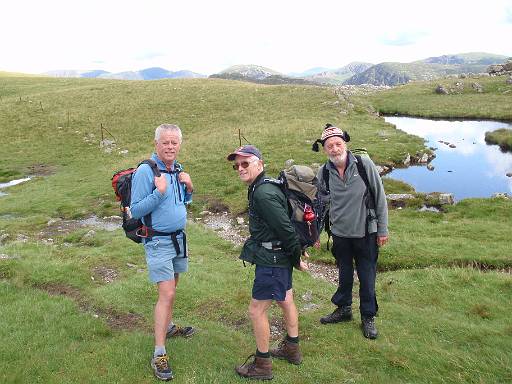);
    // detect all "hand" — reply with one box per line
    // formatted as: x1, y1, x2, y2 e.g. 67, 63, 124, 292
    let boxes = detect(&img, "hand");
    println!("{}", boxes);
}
179, 172, 193, 193
154, 174, 167, 194
377, 235, 389, 247
298, 259, 309, 272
